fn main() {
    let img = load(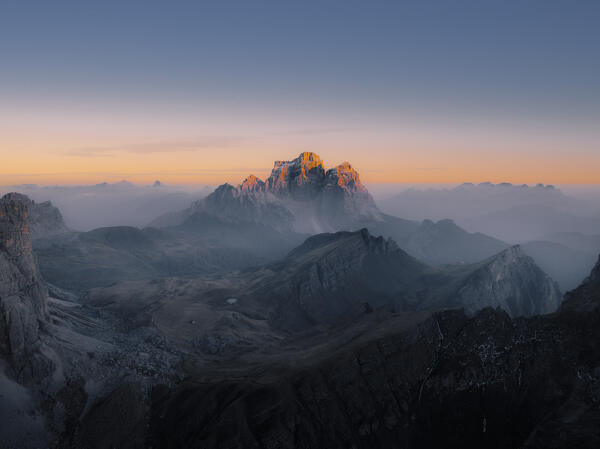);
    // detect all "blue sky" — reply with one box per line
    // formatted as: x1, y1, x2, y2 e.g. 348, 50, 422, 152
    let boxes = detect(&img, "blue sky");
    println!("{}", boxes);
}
1, 0, 599, 184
